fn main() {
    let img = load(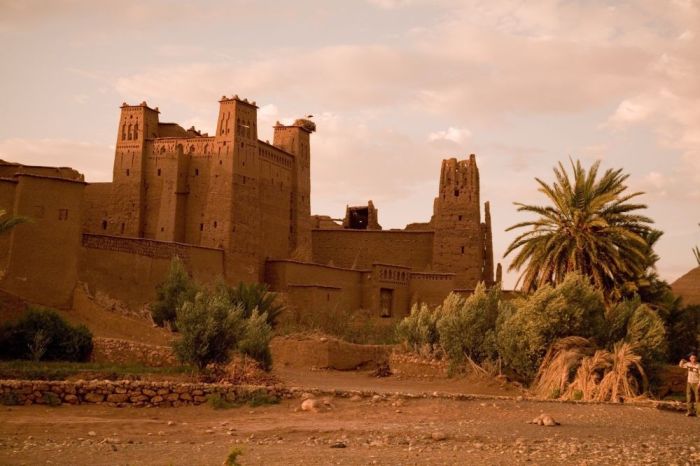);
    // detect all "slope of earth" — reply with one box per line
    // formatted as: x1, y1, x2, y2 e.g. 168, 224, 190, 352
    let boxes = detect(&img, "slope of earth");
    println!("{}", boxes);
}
0, 397, 696, 465
0, 289, 172, 346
